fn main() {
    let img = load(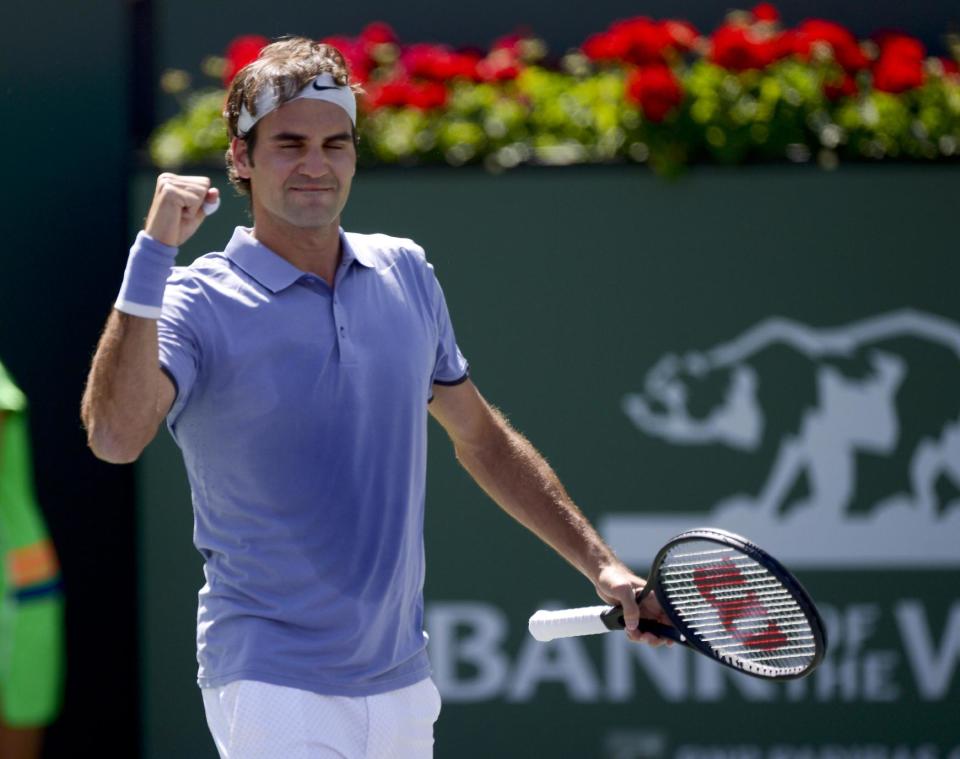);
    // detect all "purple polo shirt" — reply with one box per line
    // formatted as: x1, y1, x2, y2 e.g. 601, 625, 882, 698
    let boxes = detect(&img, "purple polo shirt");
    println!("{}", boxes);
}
152, 226, 468, 696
